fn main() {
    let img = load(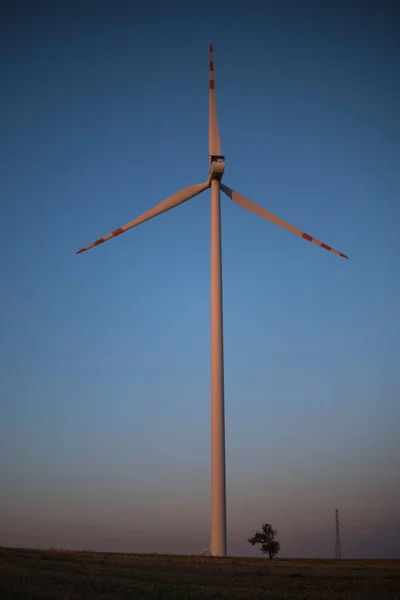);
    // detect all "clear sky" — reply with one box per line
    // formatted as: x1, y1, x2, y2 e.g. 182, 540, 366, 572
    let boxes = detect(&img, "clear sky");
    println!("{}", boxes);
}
1, 1, 399, 558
